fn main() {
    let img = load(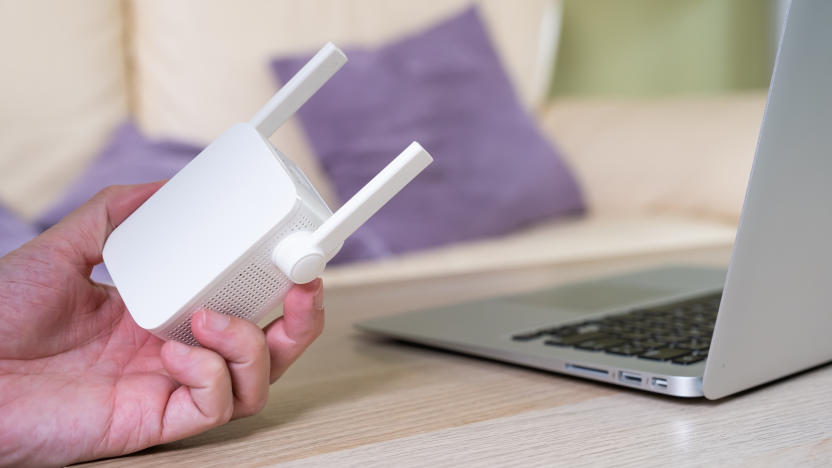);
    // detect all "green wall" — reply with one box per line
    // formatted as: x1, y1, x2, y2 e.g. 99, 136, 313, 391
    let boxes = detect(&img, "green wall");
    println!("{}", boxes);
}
551, 0, 776, 97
